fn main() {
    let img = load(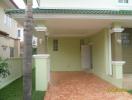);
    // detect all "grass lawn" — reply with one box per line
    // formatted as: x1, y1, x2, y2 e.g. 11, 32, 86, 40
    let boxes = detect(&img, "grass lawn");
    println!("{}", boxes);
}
0, 69, 45, 100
